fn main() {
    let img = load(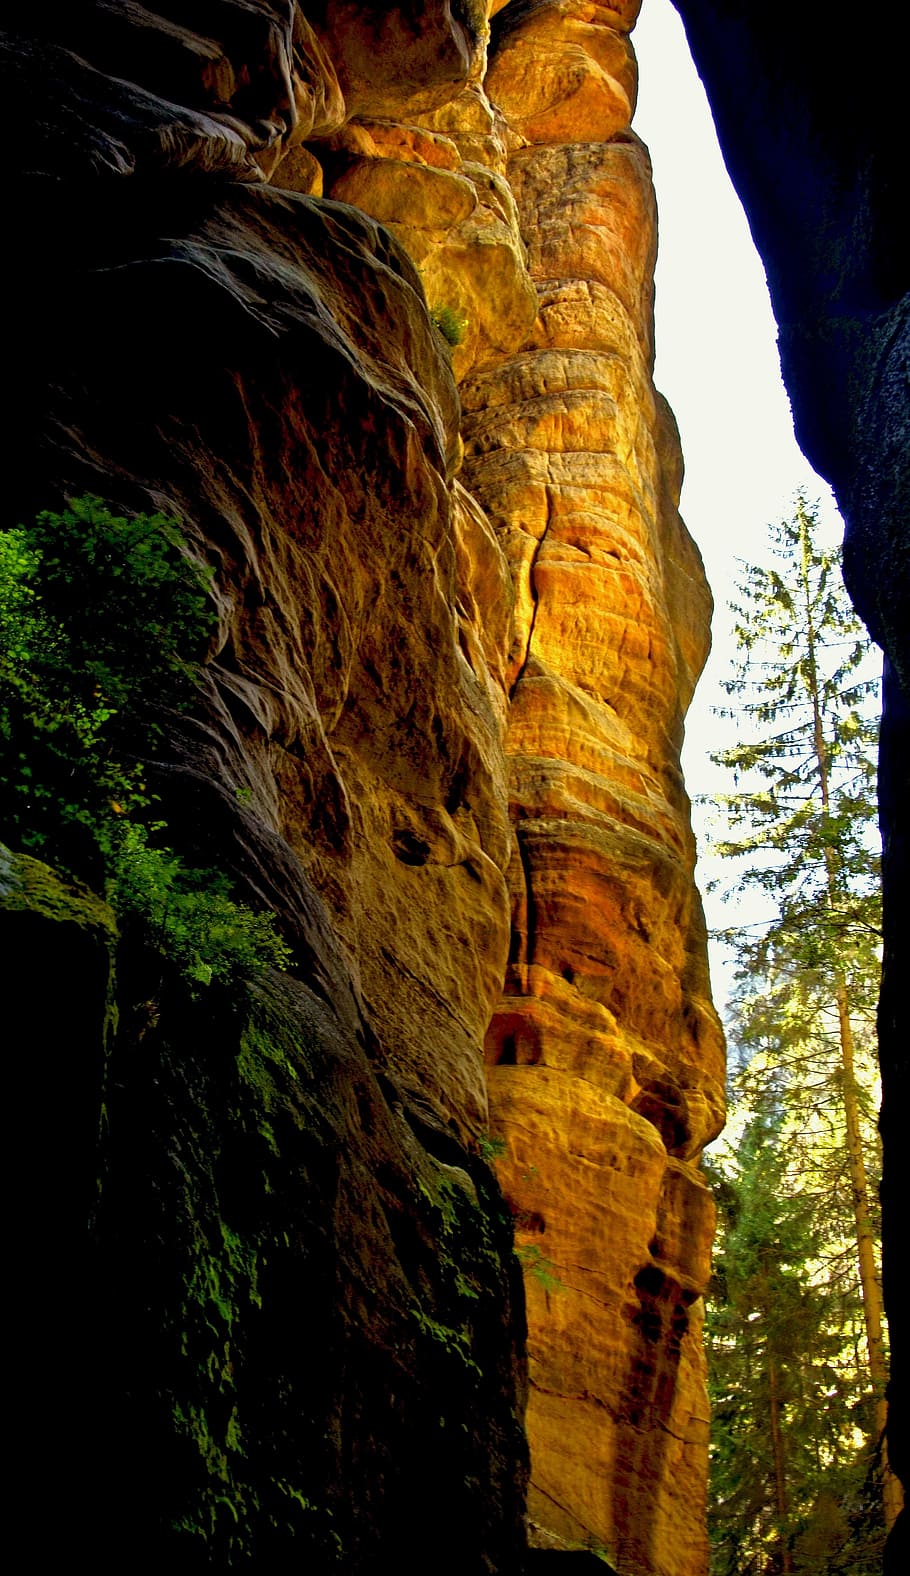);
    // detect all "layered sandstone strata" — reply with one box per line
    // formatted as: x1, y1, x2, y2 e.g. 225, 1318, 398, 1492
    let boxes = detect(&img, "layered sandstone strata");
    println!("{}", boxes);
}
466, 5, 725, 1570
2, 2, 725, 1572
315, 3, 725, 1567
